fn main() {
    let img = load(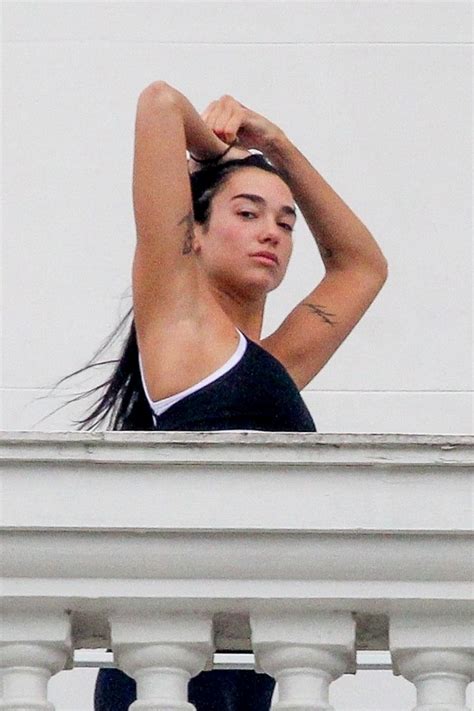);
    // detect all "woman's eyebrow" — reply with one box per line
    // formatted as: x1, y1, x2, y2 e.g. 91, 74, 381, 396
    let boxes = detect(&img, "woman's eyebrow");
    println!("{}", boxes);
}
231, 193, 297, 219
